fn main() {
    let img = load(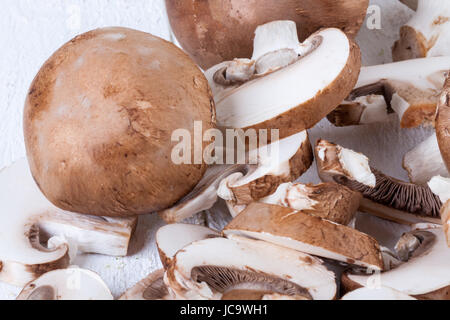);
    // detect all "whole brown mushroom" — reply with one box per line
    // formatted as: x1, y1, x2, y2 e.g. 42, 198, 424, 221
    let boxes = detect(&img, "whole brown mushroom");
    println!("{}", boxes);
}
24, 27, 216, 217
165, 0, 369, 70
